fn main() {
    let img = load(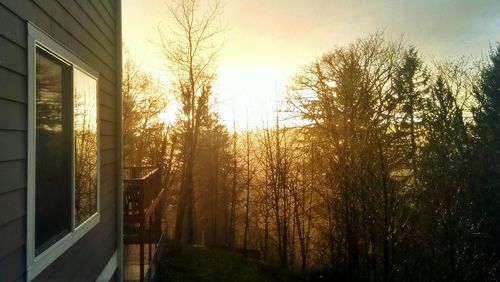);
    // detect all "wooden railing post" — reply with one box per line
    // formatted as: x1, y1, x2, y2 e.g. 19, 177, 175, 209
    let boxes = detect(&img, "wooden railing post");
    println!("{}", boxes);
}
148, 215, 152, 274
123, 167, 165, 281
139, 201, 144, 282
